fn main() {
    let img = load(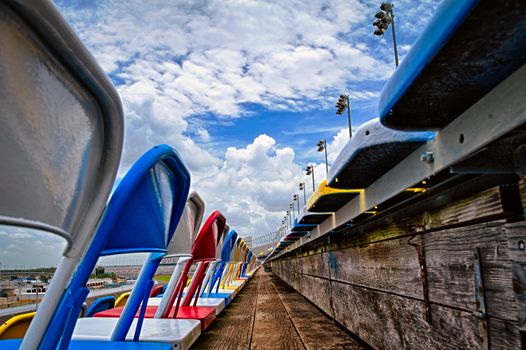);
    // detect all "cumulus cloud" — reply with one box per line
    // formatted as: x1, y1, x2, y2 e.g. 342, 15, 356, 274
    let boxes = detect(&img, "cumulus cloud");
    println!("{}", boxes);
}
193, 134, 304, 235
196, 128, 211, 142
